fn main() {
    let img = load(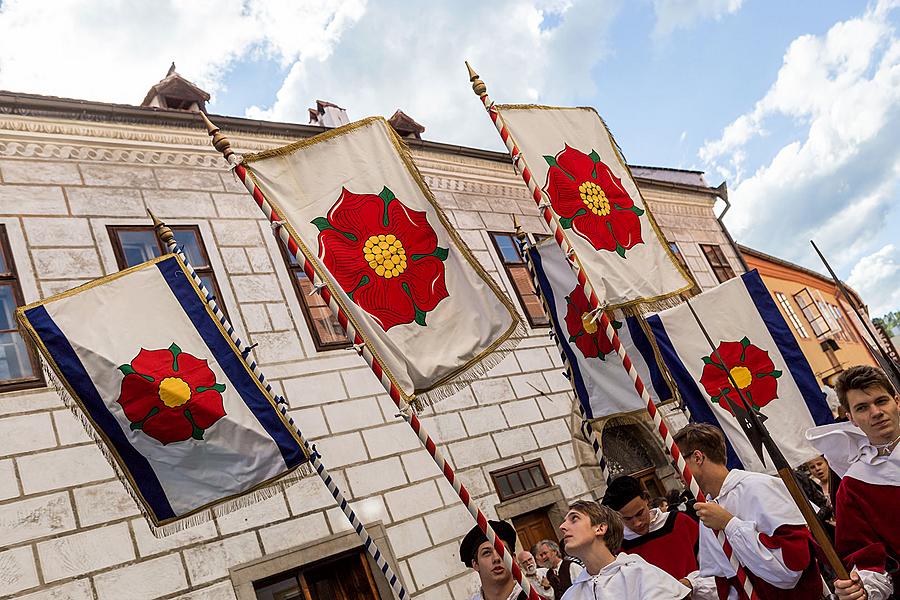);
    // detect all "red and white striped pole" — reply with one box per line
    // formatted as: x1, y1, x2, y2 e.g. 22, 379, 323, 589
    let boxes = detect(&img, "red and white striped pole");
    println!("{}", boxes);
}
200, 113, 542, 600
467, 64, 759, 600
